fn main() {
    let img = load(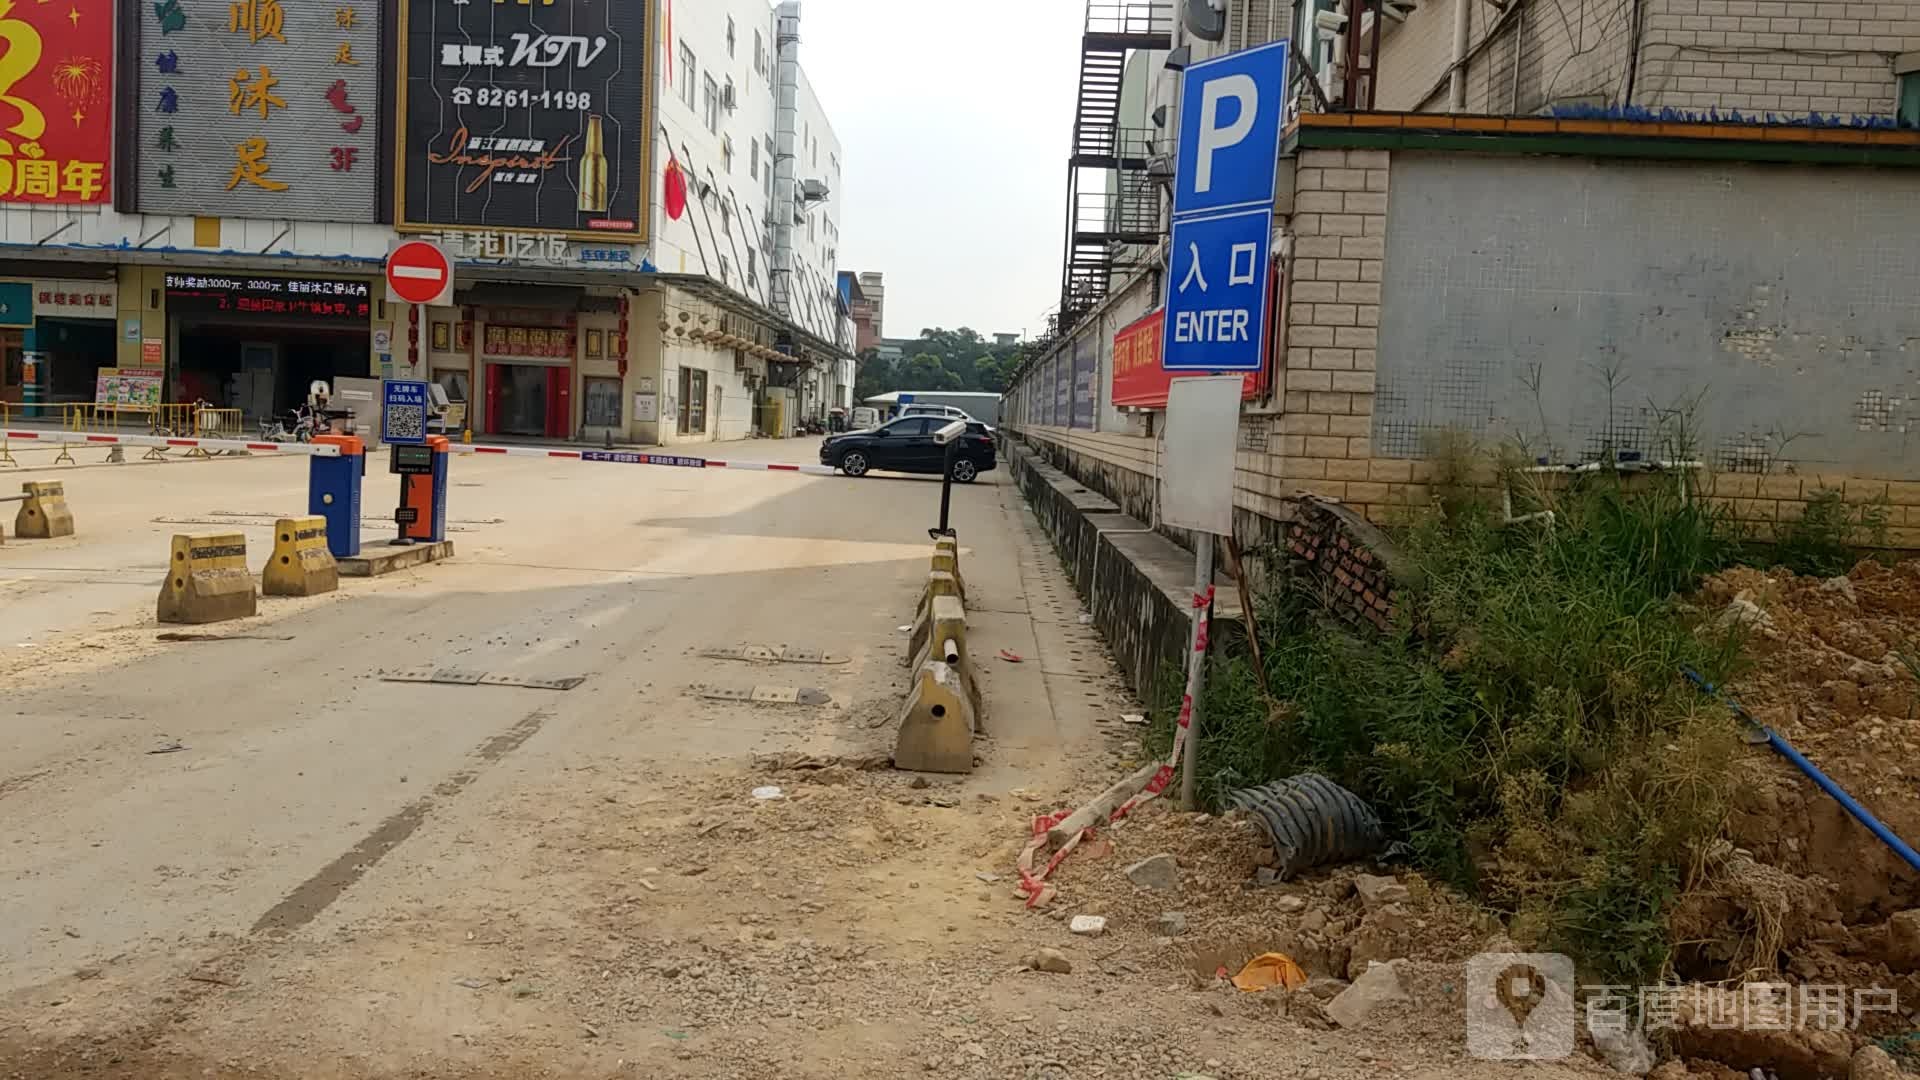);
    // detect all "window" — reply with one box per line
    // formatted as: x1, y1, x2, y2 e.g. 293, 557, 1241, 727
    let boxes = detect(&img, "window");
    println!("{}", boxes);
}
886, 417, 932, 437
721, 198, 733, 235
678, 45, 696, 107
701, 74, 720, 133
726, 16, 737, 57
724, 76, 736, 113
746, 247, 757, 286
749, 137, 759, 180
1902, 72, 1920, 128
678, 367, 709, 433
719, 254, 731, 282
722, 135, 734, 173
811, 137, 818, 168
753, 29, 765, 75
